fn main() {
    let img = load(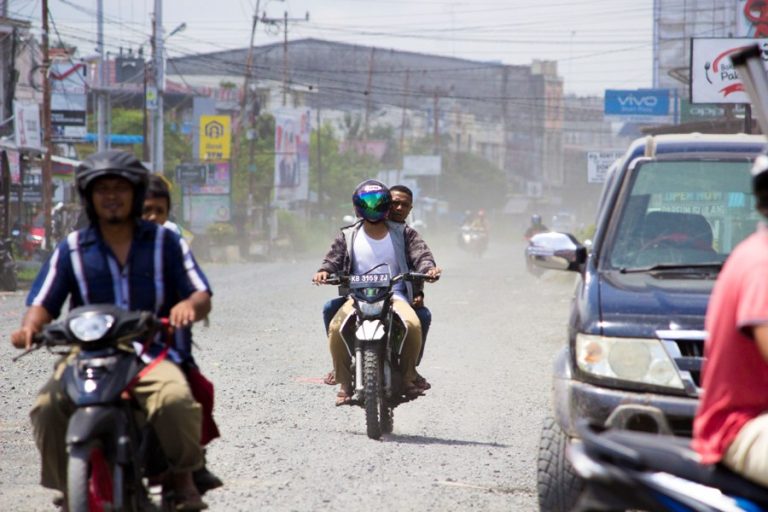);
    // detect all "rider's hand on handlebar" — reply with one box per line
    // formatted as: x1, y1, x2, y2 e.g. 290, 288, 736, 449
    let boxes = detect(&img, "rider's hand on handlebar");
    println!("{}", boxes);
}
169, 299, 197, 328
11, 326, 37, 350
426, 267, 442, 282
312, 271, 329, 285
